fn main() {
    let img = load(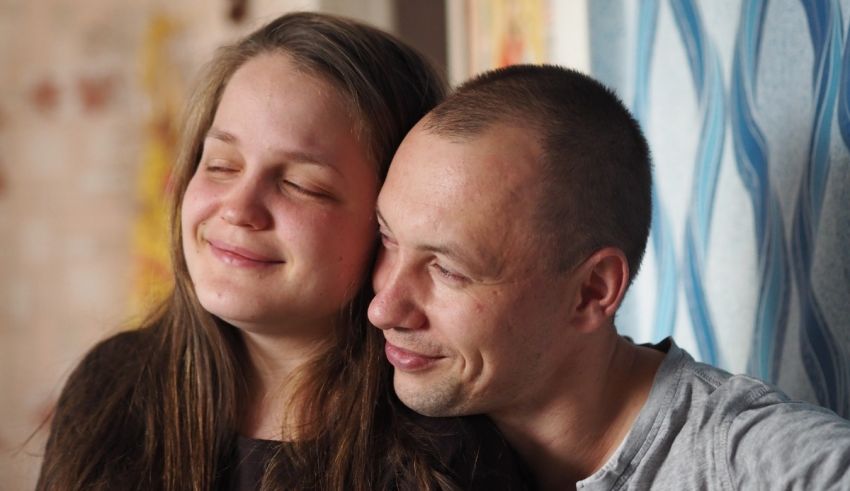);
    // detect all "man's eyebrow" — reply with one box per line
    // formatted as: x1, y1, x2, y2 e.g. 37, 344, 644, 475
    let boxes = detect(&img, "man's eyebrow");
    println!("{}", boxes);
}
376, 208, 500, 278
